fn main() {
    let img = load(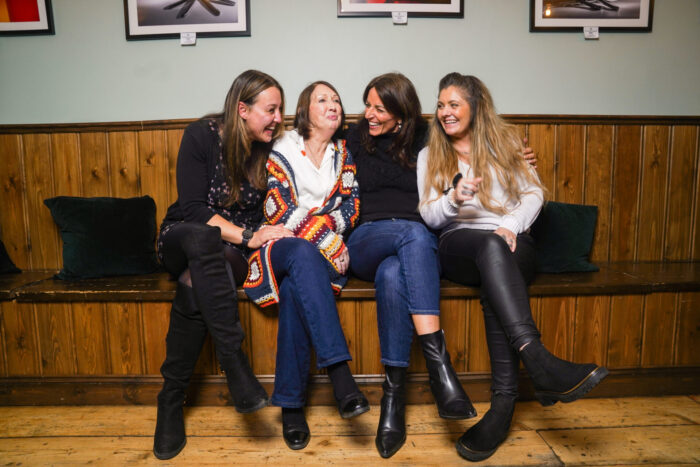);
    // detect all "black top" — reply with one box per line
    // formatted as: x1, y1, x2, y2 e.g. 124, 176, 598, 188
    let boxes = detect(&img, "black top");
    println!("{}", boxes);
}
160, 119, 265, 236
345, 120, 428, 224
